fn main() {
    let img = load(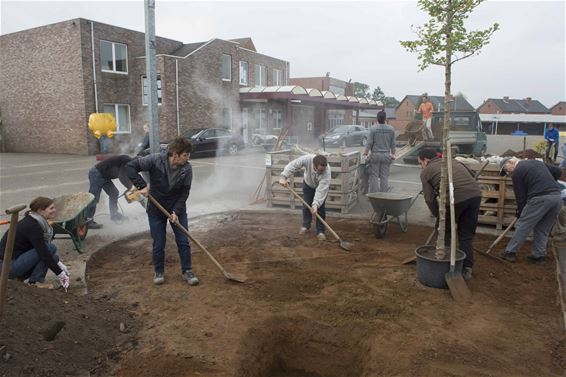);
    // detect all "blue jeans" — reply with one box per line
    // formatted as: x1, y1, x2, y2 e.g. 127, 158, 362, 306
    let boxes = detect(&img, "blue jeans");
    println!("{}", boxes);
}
148, 211, 191, 274
302, 184, 326, 234
0, 243, 58, 283
87, 167, 119, 218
